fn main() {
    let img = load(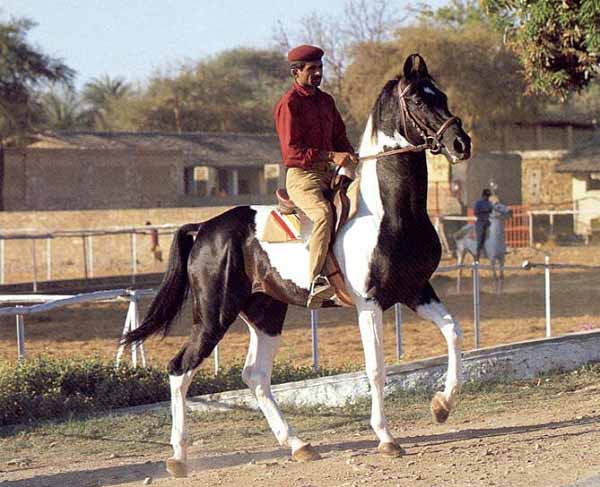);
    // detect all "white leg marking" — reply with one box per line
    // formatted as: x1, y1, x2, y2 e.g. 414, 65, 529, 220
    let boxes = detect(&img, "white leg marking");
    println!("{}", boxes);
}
242, 321, 307, 453
356, 299, 395, 444
416, 300, 463, 407
169, 369, 198, 462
